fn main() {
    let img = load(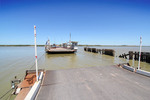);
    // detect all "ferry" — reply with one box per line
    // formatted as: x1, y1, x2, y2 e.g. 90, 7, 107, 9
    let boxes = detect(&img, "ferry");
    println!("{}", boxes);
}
45, 38, 78, 54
